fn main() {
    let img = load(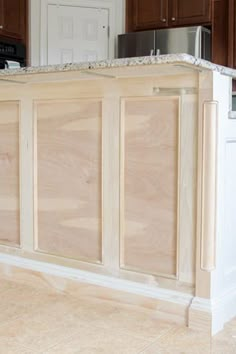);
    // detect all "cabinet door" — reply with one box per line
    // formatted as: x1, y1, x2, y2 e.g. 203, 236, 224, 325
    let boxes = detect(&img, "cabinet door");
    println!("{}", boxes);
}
233, 1, 236, 69
212, 0, 228, 66
0, 0, 26, 41
0, 0, 3, 31
170, 0, 211, 26
127, 0, 168, 32
228, 0, 236, 69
